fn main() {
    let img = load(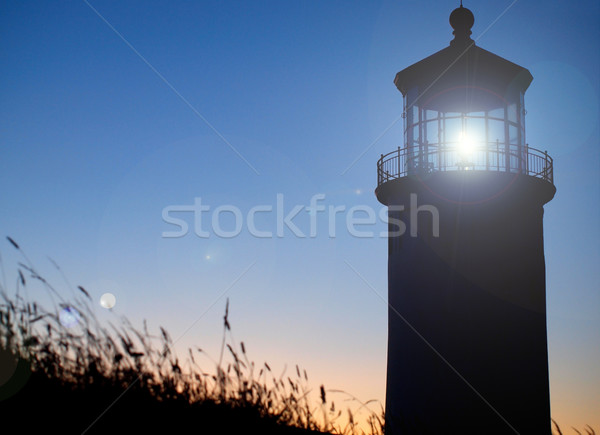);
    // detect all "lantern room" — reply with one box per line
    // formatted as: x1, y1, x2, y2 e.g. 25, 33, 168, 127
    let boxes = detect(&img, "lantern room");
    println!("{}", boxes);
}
377, 5, 552, 185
